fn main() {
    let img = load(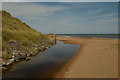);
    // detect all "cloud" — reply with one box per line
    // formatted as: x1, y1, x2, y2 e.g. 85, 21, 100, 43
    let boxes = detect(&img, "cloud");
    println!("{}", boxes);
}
88, 9, 105, 14
30, 12, 118, 34
2, 2, 118, 34
95, 18, 117, 23
103, 13, 116, 17
3, 2, 69, 18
